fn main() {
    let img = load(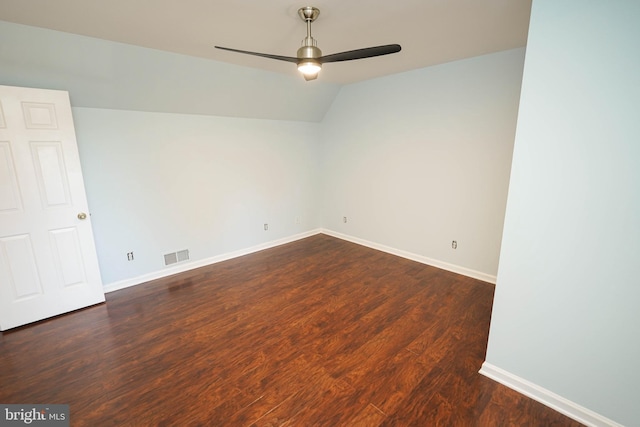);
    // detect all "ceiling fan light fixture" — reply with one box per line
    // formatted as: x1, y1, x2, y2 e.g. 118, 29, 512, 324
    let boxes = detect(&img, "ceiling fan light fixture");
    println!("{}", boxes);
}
298, 60, 322, 77
214, 6, 401, 82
